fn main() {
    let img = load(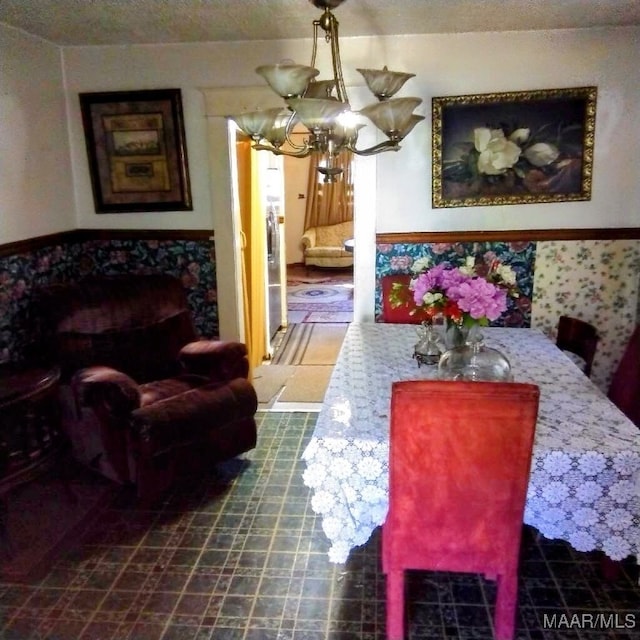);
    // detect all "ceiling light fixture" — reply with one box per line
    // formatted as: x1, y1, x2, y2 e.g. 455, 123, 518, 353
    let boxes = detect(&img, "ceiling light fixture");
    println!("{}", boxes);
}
228, 0, 424, 182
